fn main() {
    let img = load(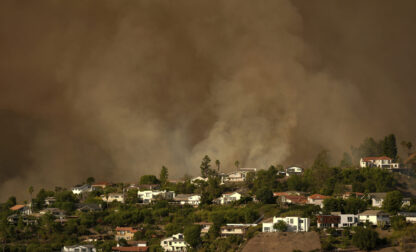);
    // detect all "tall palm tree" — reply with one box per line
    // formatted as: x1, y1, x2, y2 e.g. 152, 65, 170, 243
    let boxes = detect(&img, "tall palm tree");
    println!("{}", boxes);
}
28, 186, 34, 212
234, 160, 240, 170
215, 160, 221, 172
